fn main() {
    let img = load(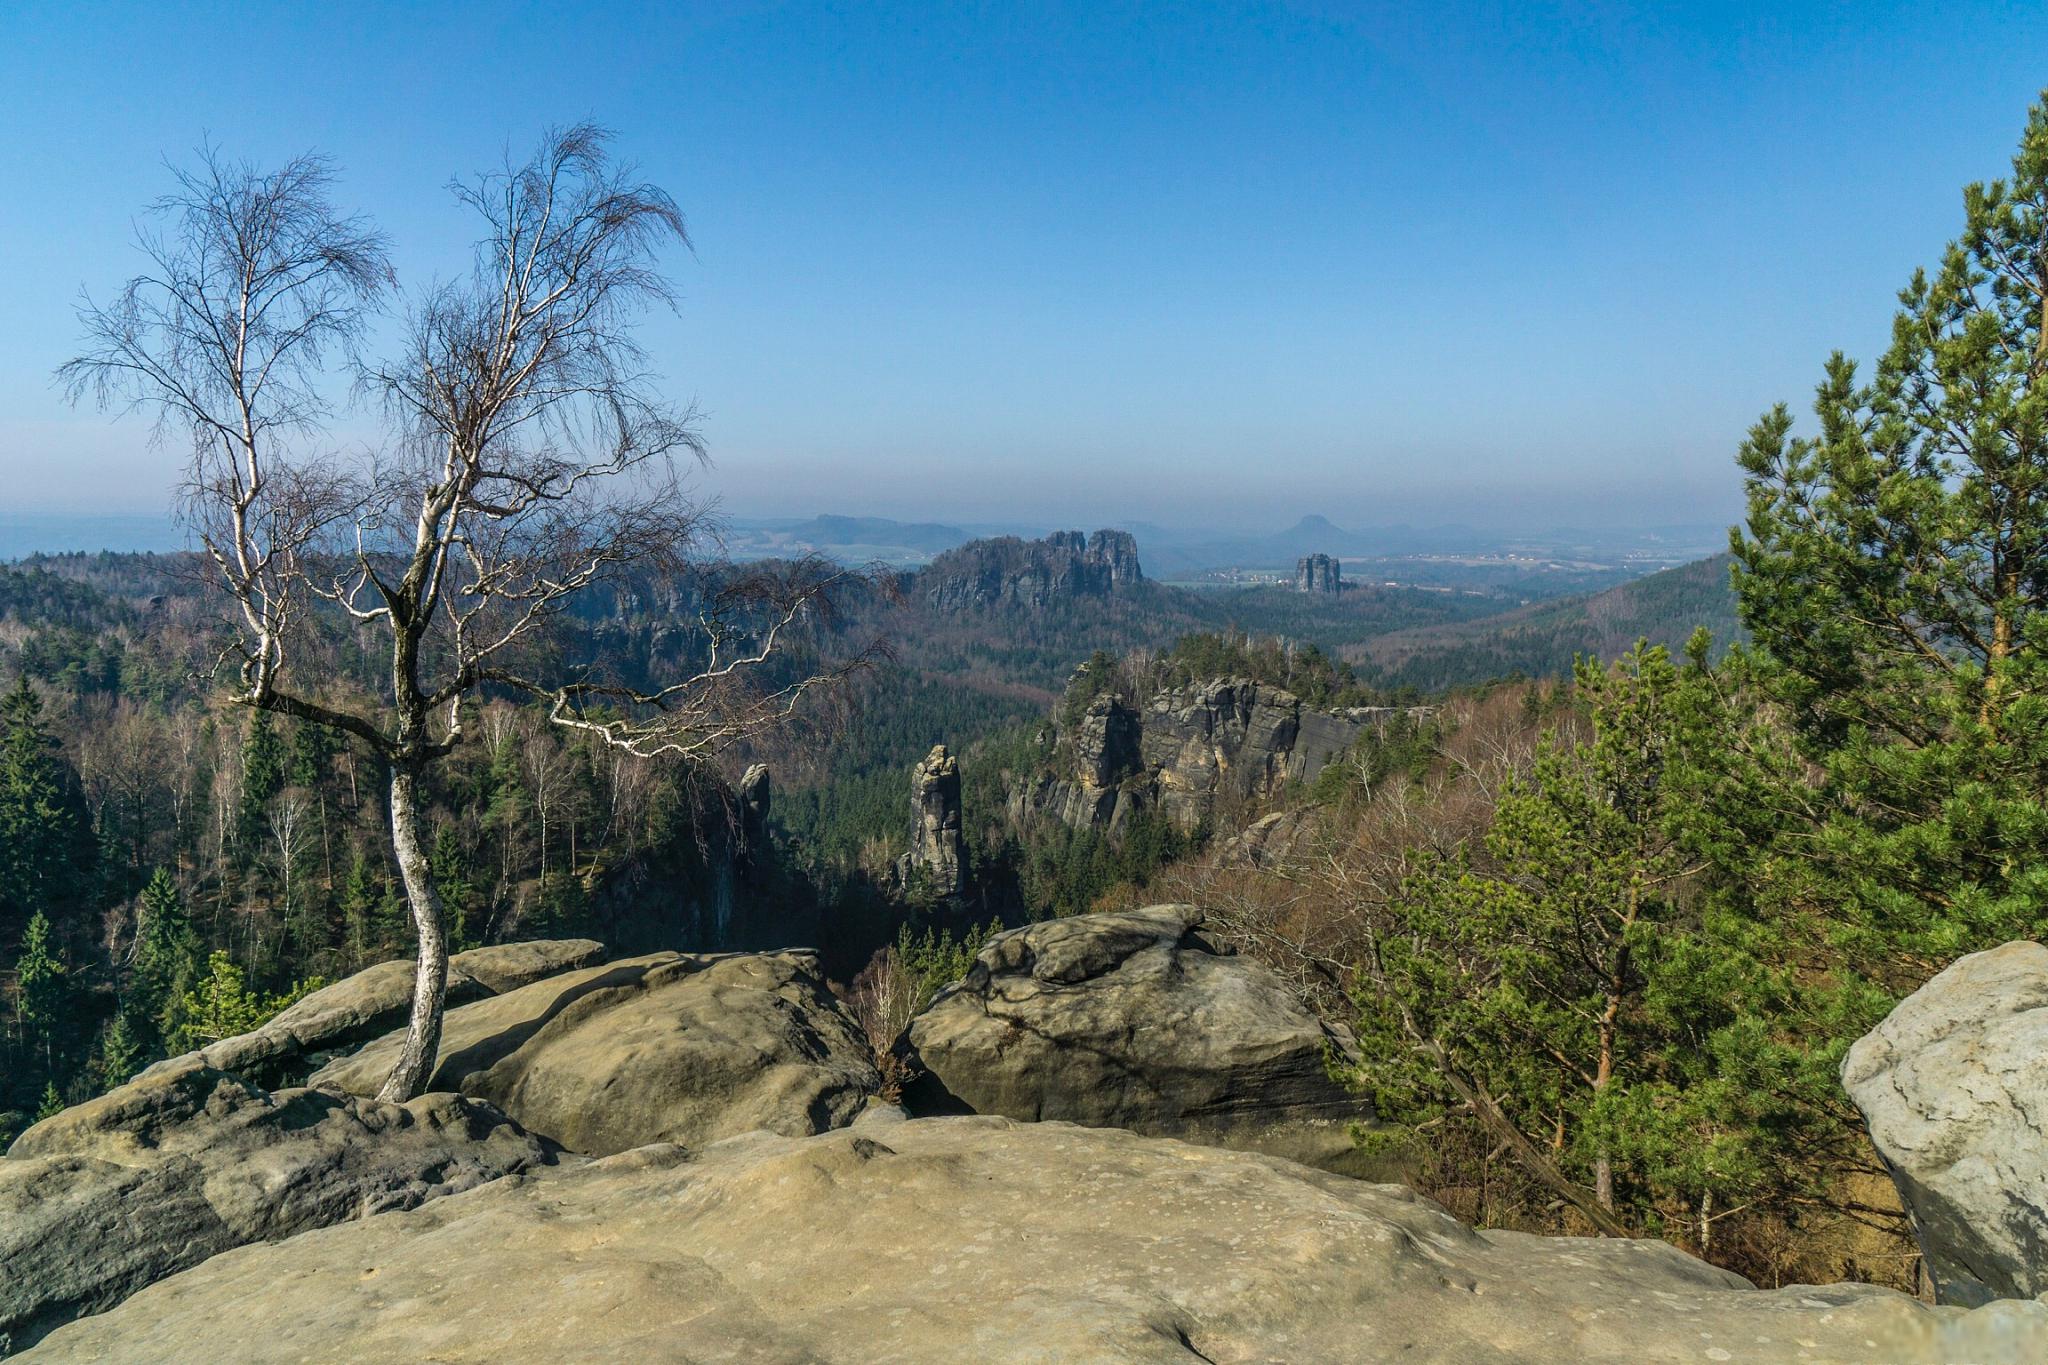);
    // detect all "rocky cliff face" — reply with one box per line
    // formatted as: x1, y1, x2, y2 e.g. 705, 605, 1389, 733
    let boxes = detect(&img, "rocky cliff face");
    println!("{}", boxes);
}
739, 764, 771, 843
895, 744, 965, 898
585, 767, 815, 954
1296, 551, 1341, 593
921, 529, 1142, 610
1013, 673, 1427, 836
